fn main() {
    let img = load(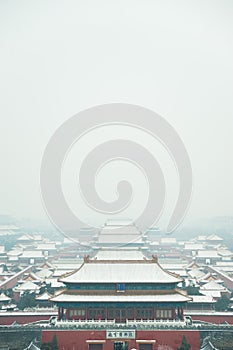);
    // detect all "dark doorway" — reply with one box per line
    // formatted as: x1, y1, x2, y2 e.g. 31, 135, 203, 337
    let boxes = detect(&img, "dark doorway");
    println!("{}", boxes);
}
139, 344, 153, 350
89, 344, 103, 350
114, 342, 128, 350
